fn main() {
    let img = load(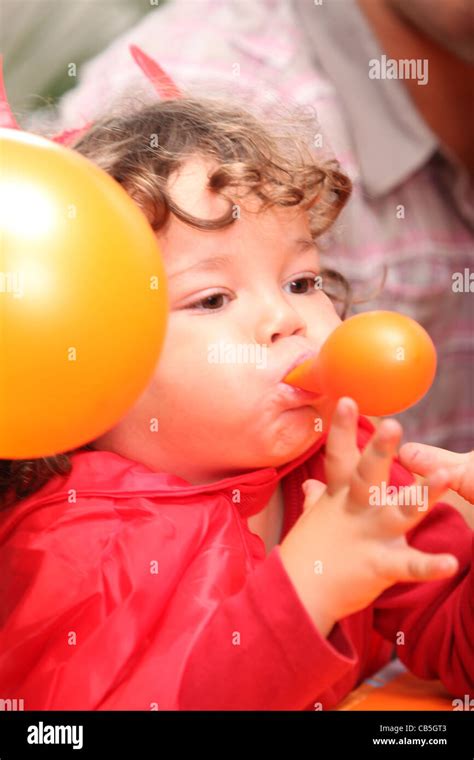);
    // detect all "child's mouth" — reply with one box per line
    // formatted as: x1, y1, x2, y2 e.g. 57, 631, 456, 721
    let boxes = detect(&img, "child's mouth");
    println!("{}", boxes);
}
276, 382, 323, 408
